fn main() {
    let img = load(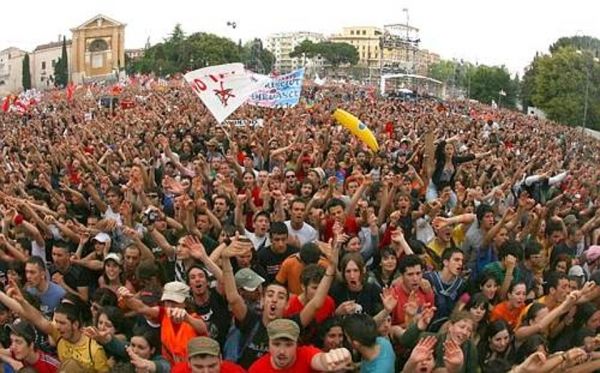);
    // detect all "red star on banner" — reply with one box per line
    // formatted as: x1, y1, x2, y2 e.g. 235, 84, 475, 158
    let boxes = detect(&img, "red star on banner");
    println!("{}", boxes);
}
213, 82, 235, 106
